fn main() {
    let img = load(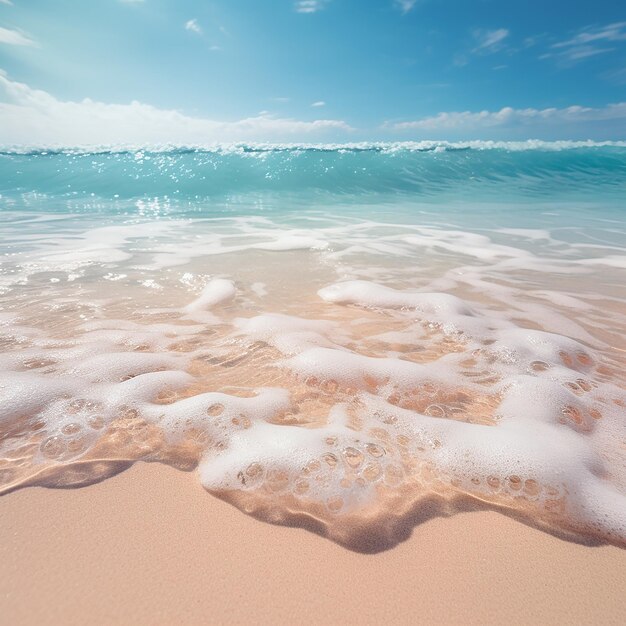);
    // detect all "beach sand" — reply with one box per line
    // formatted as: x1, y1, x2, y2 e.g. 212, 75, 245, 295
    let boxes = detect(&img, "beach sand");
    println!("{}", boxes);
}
1, 462, 624, 625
